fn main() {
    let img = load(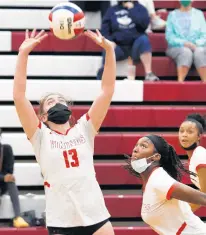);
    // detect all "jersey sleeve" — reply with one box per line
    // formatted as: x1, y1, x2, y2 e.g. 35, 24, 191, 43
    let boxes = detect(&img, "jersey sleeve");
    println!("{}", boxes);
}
192, 147, 206, 172
29, 122, 47, 162
152, 168, 176, 200
77, 113, 98, 141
